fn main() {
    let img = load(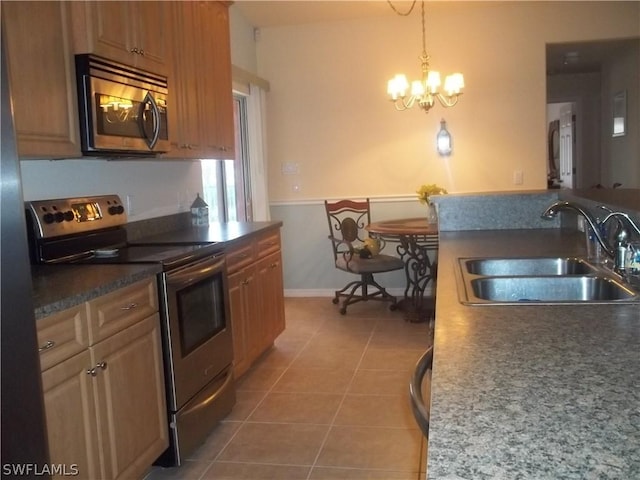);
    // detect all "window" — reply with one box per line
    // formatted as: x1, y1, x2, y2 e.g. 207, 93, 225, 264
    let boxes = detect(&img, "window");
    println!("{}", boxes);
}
202, 94, 251, 222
